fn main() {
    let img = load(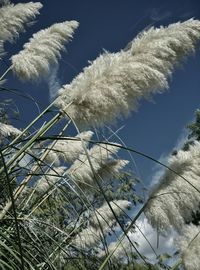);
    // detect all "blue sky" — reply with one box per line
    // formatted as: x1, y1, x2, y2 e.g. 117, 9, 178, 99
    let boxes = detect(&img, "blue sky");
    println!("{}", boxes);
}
3, 0, 200, 188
